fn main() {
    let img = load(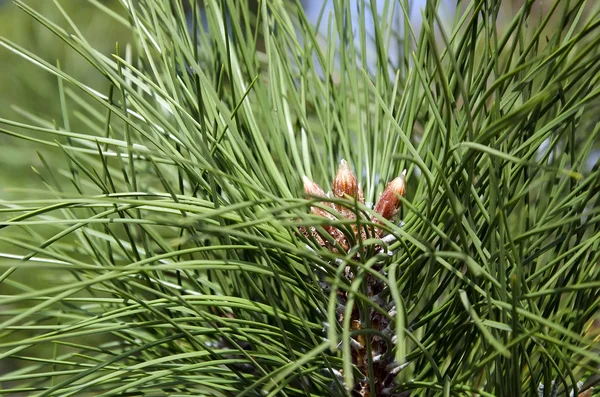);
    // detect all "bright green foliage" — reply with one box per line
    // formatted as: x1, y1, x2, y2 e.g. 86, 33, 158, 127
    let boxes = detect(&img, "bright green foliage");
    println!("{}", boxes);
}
0, 0, 599, 396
